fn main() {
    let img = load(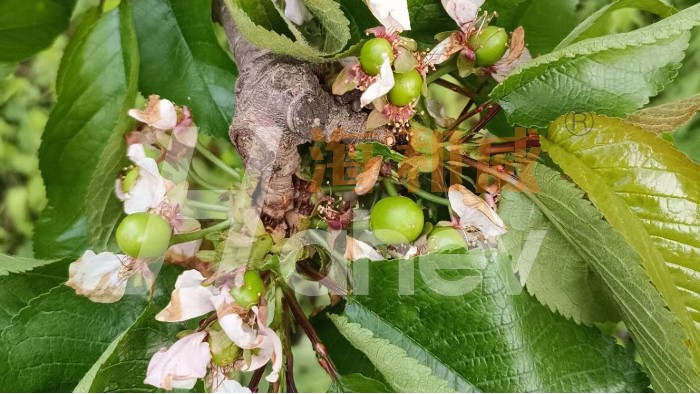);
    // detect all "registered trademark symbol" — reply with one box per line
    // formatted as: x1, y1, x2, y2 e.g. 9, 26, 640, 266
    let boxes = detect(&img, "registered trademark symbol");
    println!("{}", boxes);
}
564, 110, 594, 136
